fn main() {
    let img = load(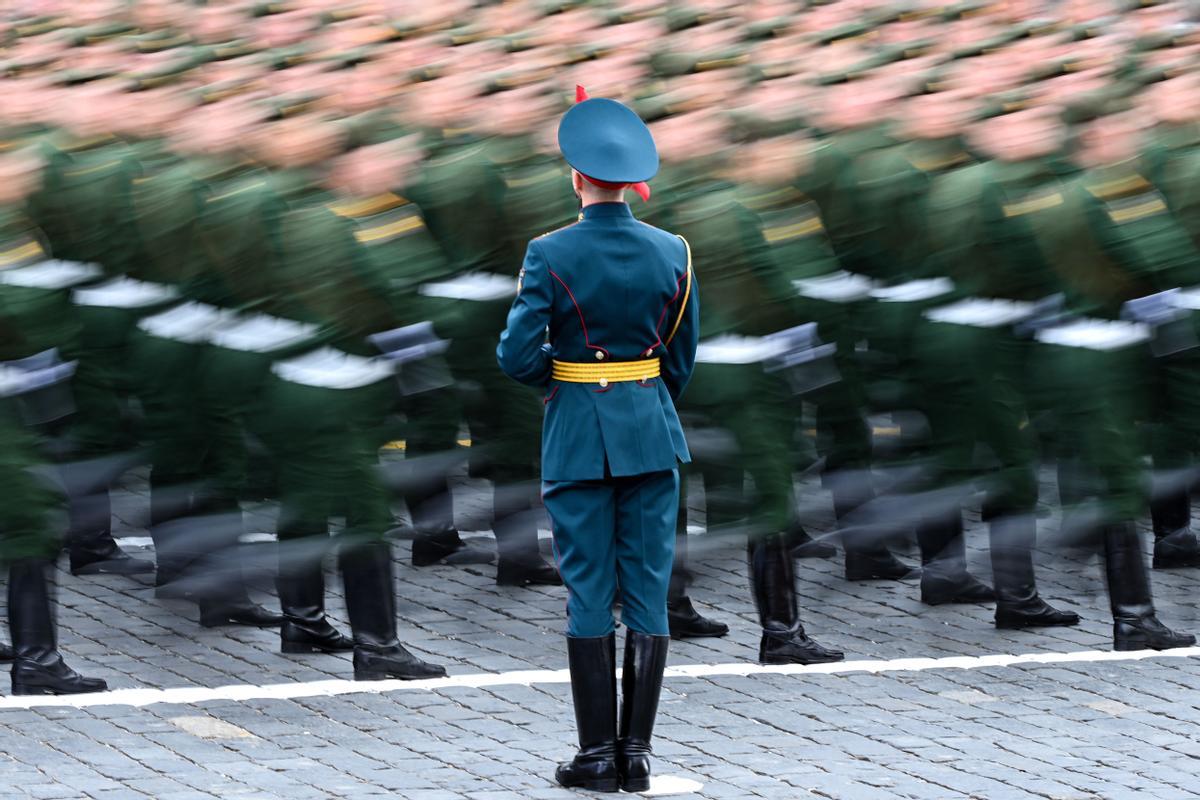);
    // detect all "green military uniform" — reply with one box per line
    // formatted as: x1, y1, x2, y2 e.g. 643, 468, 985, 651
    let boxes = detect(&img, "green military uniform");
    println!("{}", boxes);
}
408, 128, 556, 582
1140, 121, 1200, 565
802, 121, 920, 579
29, 131, 143, 455
914, 142, 1078, 619
245, 166, 446, 680
951, 111, 1193, 648
652, 163, 843, 665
